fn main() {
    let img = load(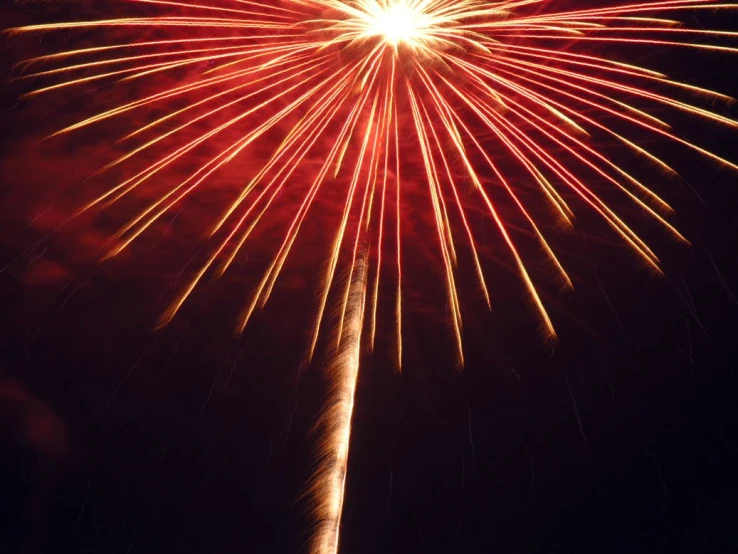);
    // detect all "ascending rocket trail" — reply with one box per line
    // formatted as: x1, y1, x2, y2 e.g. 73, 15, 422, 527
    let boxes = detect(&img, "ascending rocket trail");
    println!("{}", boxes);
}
309, 252, 368, 554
